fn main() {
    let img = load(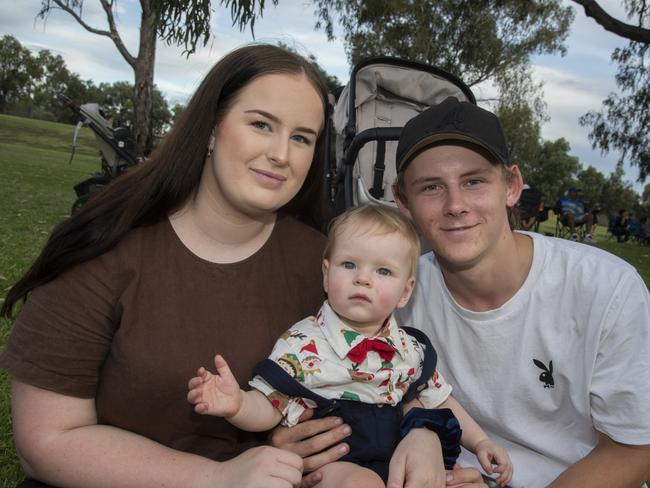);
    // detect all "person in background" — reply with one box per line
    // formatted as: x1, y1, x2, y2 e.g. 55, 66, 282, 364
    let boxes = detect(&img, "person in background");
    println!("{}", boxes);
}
558, 185, 596, 243
613, 209, 632, 243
